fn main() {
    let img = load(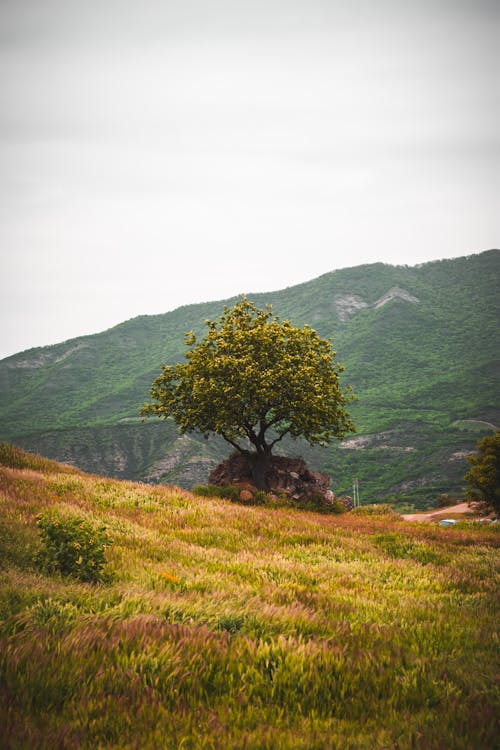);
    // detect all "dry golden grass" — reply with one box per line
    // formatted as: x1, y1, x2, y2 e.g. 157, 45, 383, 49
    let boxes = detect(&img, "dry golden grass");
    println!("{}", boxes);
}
0, 446, 499, 749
